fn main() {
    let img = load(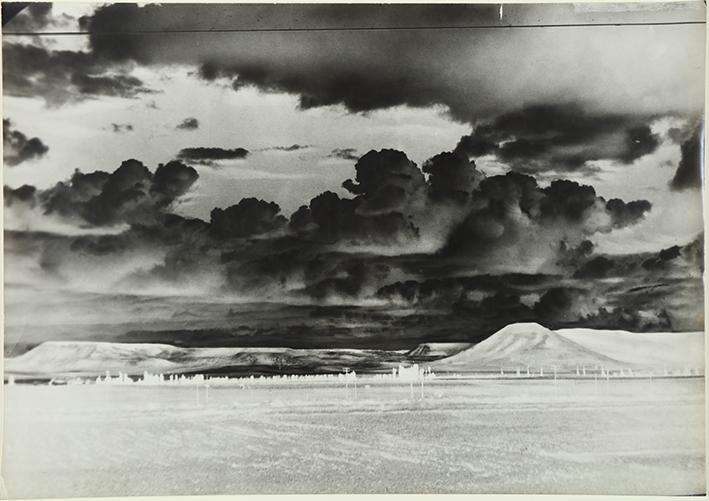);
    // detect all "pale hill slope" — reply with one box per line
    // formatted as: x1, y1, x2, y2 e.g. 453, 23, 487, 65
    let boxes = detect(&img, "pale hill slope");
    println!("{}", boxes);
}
555, 328, 704, 368
434, 322, 704, 372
